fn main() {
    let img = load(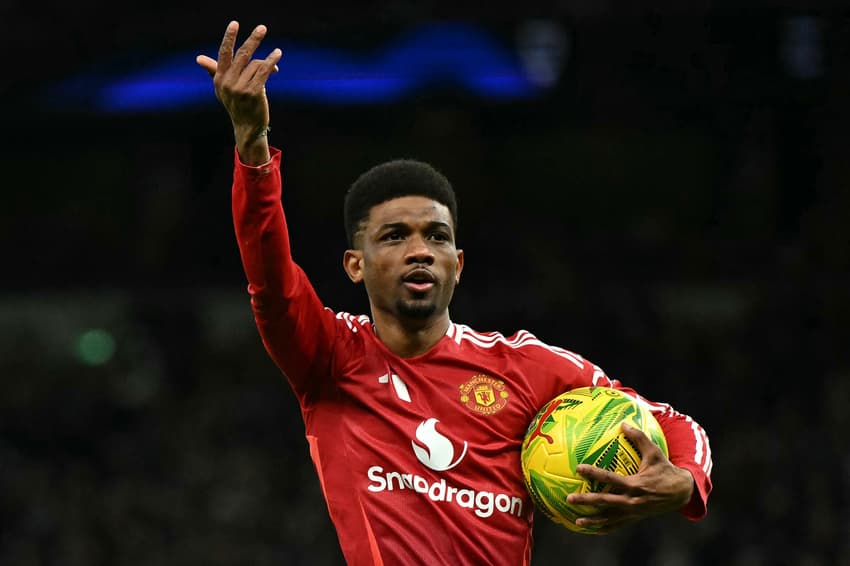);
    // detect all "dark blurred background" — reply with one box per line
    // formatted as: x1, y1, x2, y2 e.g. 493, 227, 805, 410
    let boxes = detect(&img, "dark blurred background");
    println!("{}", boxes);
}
2, 1, 849, 565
